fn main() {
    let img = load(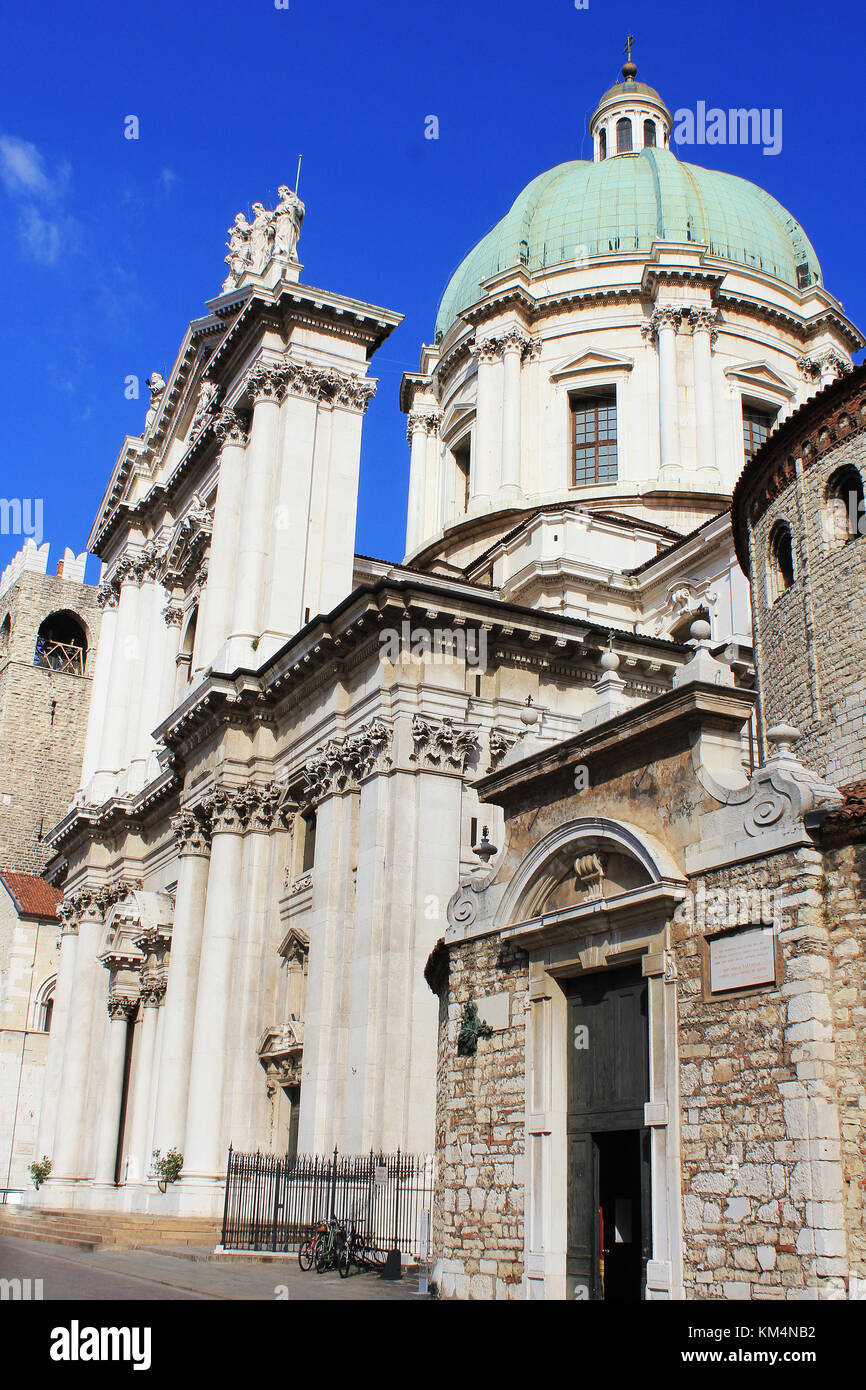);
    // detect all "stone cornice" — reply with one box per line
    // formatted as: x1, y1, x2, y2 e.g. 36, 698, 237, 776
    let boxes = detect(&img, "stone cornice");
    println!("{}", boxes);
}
731, 362, 866, 573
